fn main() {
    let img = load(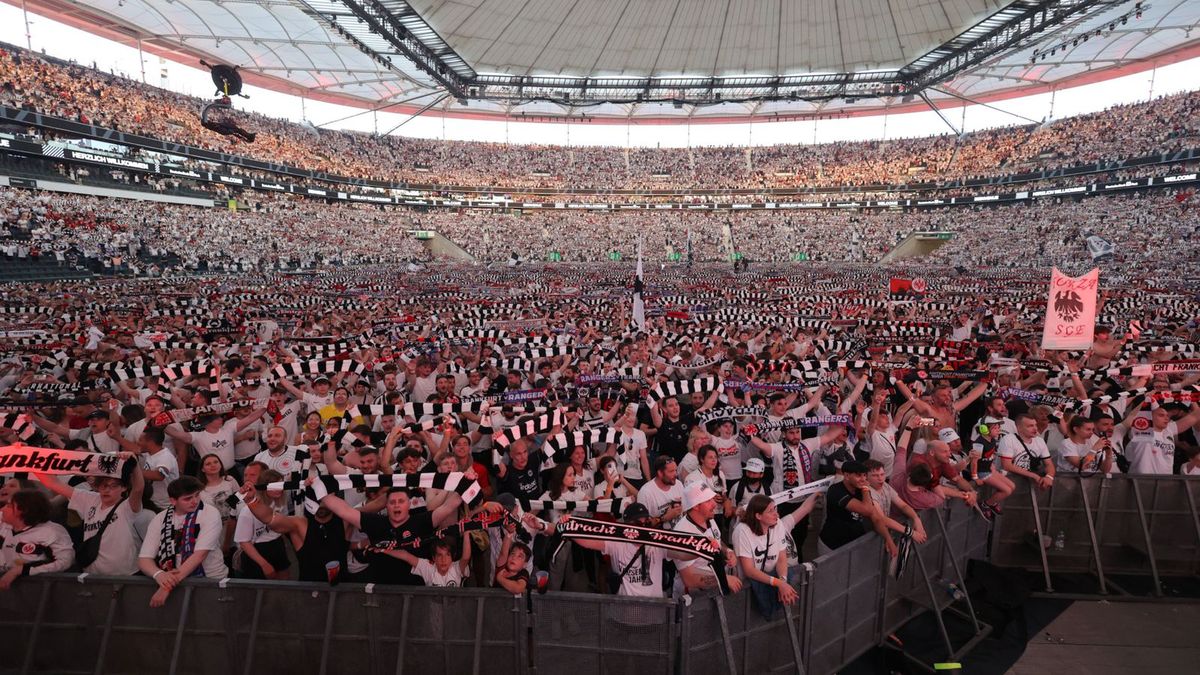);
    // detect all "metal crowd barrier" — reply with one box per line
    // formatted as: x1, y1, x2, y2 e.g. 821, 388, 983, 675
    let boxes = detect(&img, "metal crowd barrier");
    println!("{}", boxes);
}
1, 501, 991, 675
990, 474, 1200, 596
